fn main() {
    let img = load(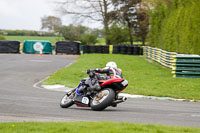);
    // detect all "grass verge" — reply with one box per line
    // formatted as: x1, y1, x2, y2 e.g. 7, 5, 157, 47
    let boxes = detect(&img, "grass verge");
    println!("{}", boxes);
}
42, 54, 200, 101
5, 36, 64, 44
0, 122, 200, 133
